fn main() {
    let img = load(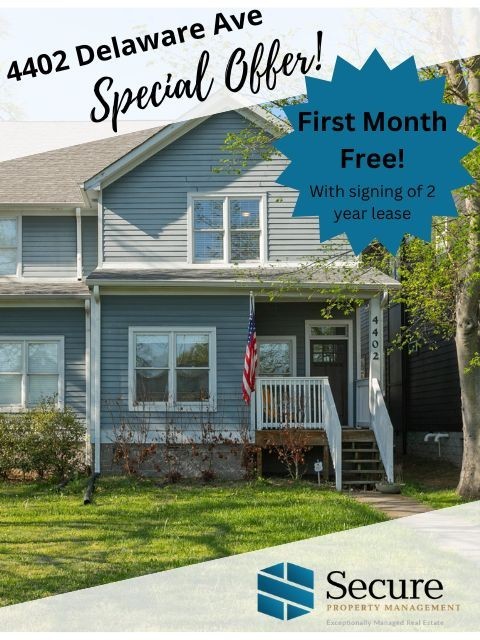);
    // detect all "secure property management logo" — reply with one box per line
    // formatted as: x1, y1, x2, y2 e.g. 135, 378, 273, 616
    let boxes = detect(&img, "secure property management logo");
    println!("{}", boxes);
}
257, 562, 315, 621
